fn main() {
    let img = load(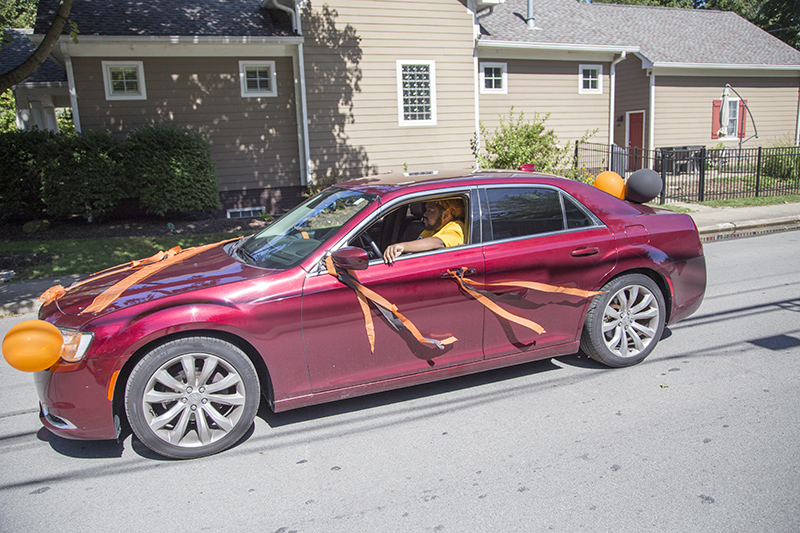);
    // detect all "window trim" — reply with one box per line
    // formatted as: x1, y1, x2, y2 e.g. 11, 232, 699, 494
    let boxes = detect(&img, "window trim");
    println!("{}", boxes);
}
102, 61, 146, 101
578, 64, 603, 95
397, 60, 437, 126
479, 62, 508, 95
239, 60, 278, 98
718, 97, 742, 139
